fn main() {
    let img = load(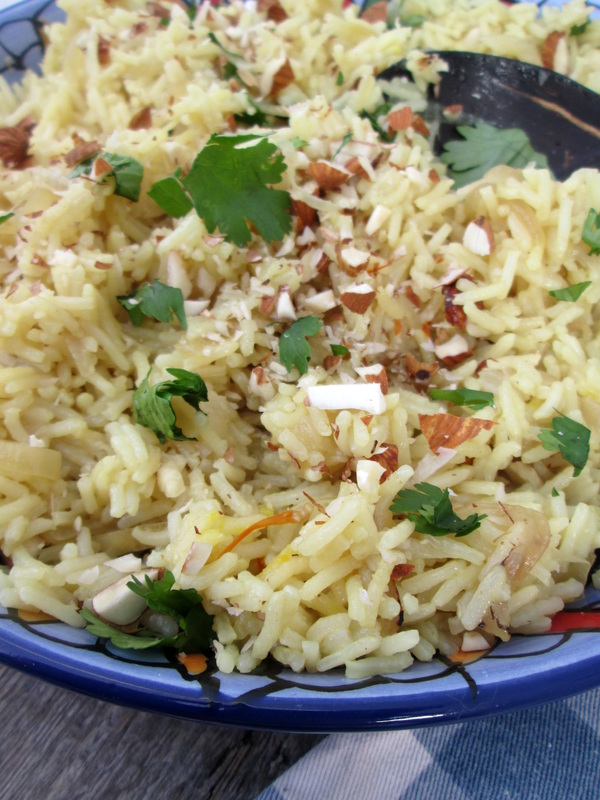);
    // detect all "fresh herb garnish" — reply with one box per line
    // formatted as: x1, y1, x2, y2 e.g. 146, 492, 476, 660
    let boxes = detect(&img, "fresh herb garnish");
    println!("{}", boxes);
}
359, 102, 394, 143
147, 169, 194, 218
549, 281, 591, 302
117, 280, 187, 329
133, 367, 208, 443
0, 212, 14, 225
330, 343, 350, 357
551, 487, 560, 497
279, 315, 323, 374
208, 31, 241, 60
336, 70, 344, 86
571, 19, 590, 36
440, 121, 549, 188
582, 208, 600, 255
148, 133, 292, 246
390, 482, 486, 537
333, 132, 353, 159
429, 387, 495, 410
538, 412, 590, 476
401, 13, 426, 27
70, 152, 144, 201
80, 571, 214, 653
291, 136, 309, 149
